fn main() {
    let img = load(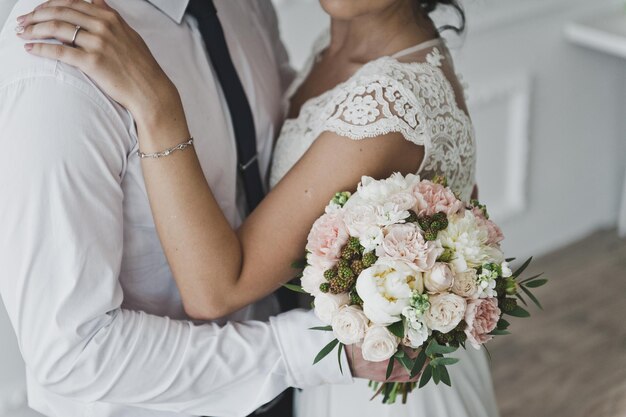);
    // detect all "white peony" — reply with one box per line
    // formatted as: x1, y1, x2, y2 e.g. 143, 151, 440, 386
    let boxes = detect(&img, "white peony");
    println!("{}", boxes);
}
402, 306, 431, 348
451, 269, 480, 298
361, 325, 399, 362
314, 292, 350, 325
437, 211, 505, 272
374, 202, 410, 227
387, 191, 418, 212
343, 203, 379, 238
424, 293, 467, 333
424, 263, 455, 293
331, 305, 370, 345
356, 259, 424, 325
301, 266, 327, 296
356, 173, 420, 204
